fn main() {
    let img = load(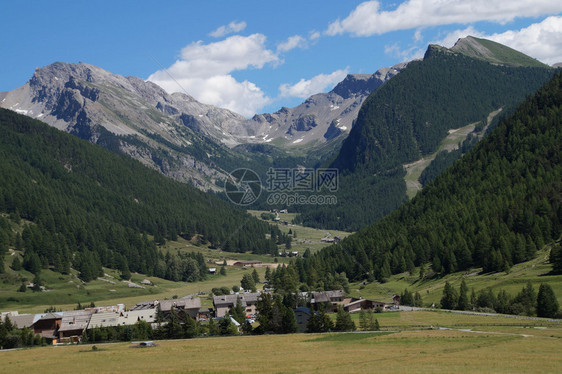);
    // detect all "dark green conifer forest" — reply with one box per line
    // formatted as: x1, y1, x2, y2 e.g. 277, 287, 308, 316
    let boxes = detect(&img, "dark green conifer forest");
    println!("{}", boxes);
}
0, 108, 282, 280
295, 47, 556, 231
297, 71, 562, 281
